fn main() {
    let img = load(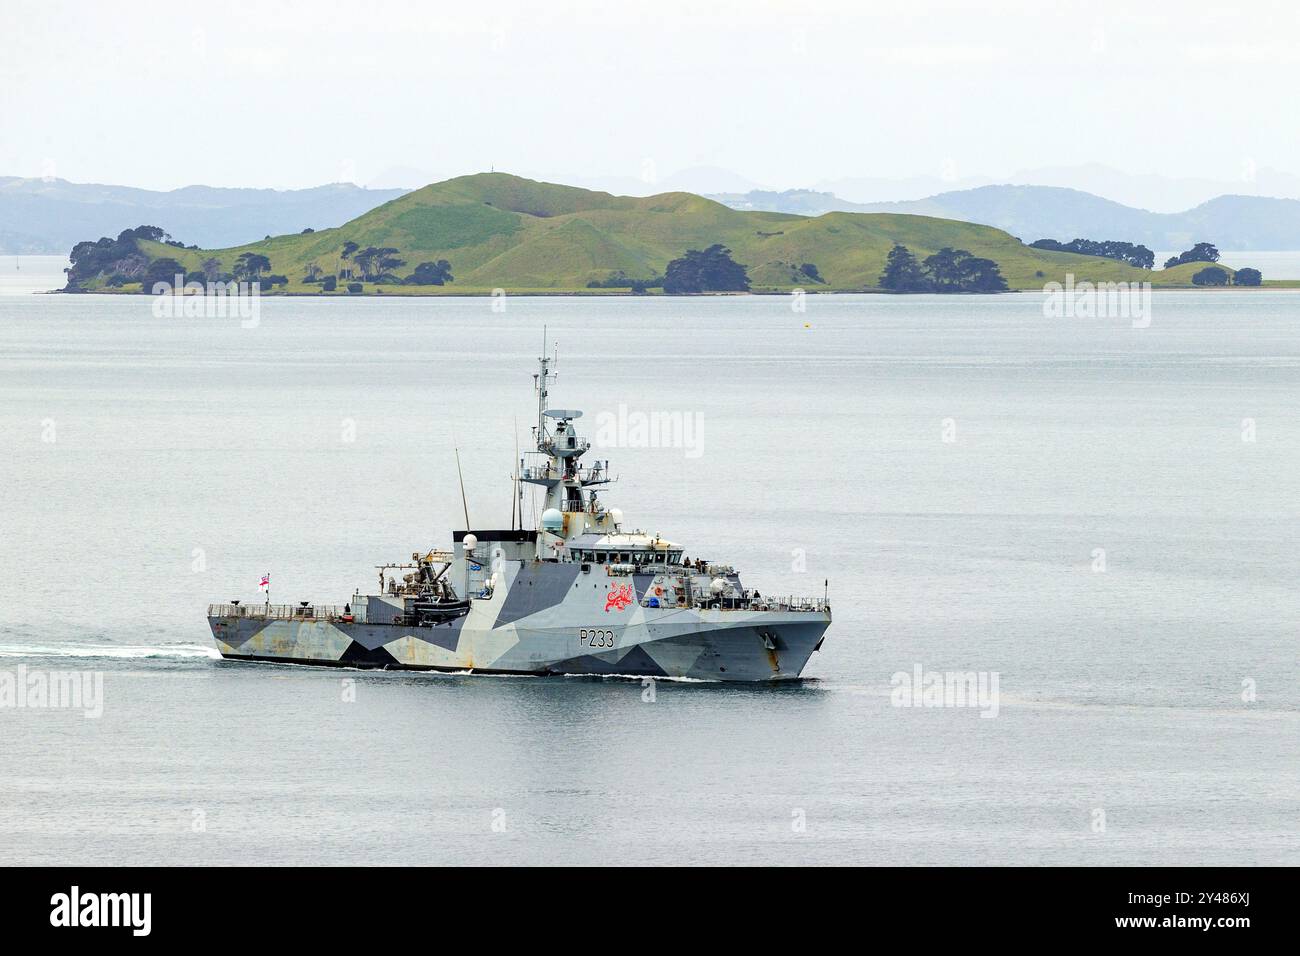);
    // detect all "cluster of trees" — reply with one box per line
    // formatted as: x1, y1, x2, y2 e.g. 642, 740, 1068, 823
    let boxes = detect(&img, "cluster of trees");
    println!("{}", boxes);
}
797, 262, 823, 283
1164, 242, 1220, 269
65, 225, 191, 289
1192, 266, 1229, 286
307, 241, 454, 287
133, 251, 287, 292
1029, 238, 1155, 269
1161, 242, 1262, 285
586, 270, 663, 293
140, 257, 187, 290
148, 250, 285, 291
1191, 265, 1262, 287
330, 241, 401, 281
1021, 235, 1266, 287
879, 244, 1008, 293
405, 260, 454, 285
232, 252, 273, 281
69, 219, 1275, 298
65, 225, 288, 292
588, 258, 817, 293
662, 244, 750, 294
353, 246, 405, 281
84, 234, 455, 293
